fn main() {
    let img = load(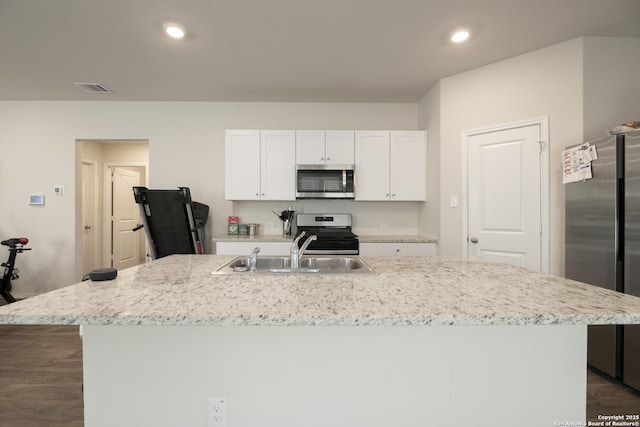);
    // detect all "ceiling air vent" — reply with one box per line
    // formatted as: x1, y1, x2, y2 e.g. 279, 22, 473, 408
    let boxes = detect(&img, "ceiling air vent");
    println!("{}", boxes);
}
73, 82, 113, 94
